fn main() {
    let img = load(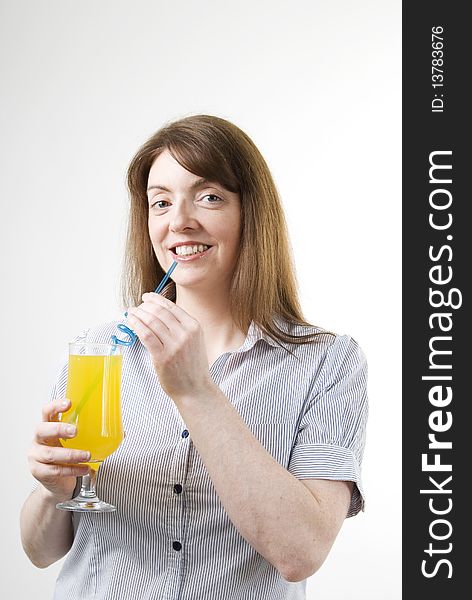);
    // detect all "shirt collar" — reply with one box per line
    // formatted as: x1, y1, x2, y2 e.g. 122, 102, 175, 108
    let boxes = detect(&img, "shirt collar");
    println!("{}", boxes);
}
234, 320, 281, 354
